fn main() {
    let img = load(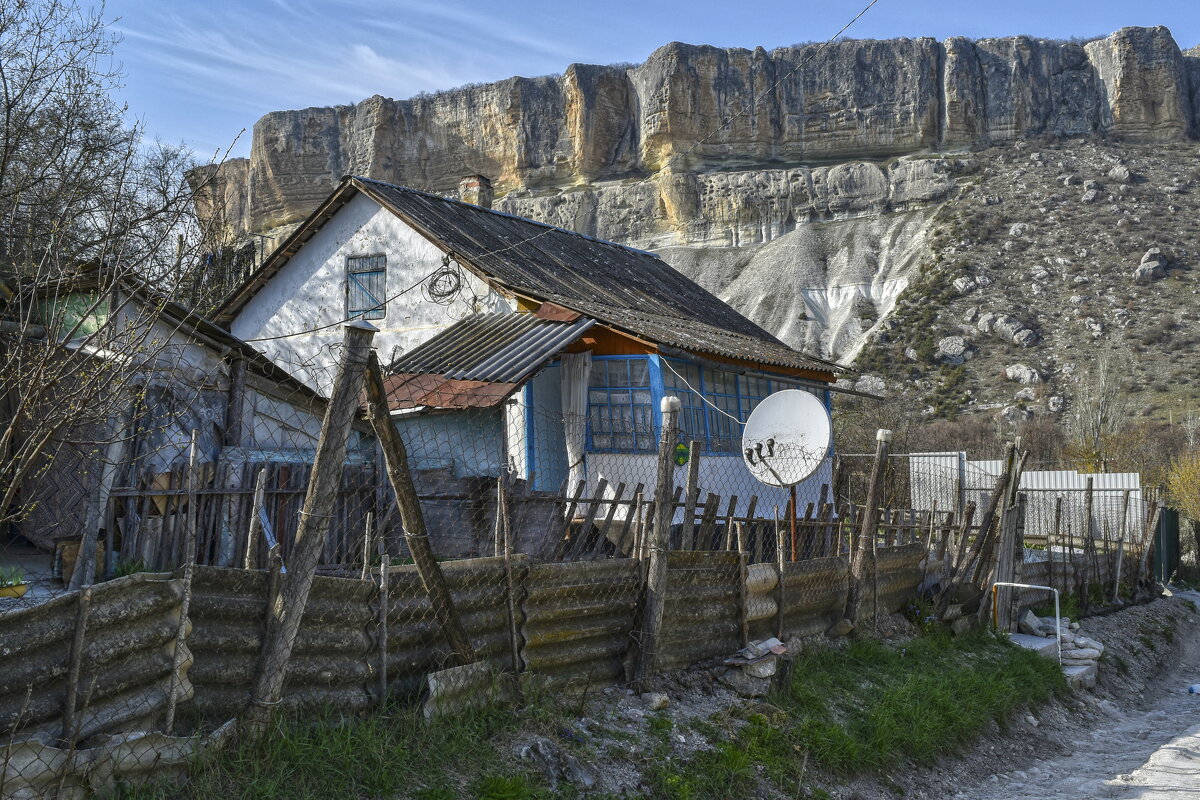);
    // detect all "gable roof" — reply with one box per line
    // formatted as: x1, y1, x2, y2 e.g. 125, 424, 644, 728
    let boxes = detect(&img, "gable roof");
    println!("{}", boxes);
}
215, 176, 842, 375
